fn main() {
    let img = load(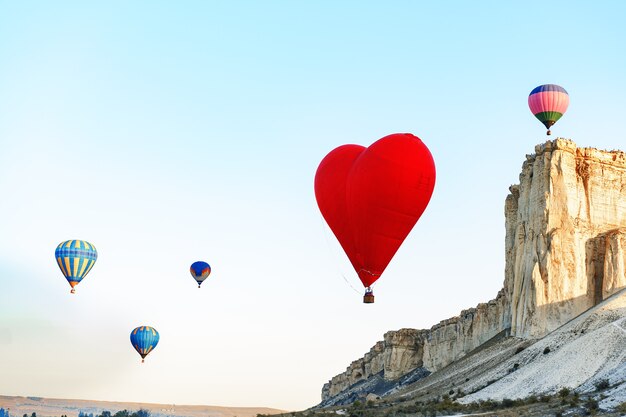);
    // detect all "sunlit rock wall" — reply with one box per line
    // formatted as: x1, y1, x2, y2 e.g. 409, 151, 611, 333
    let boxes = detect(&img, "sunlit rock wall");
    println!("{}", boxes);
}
506, 139, 626, 338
